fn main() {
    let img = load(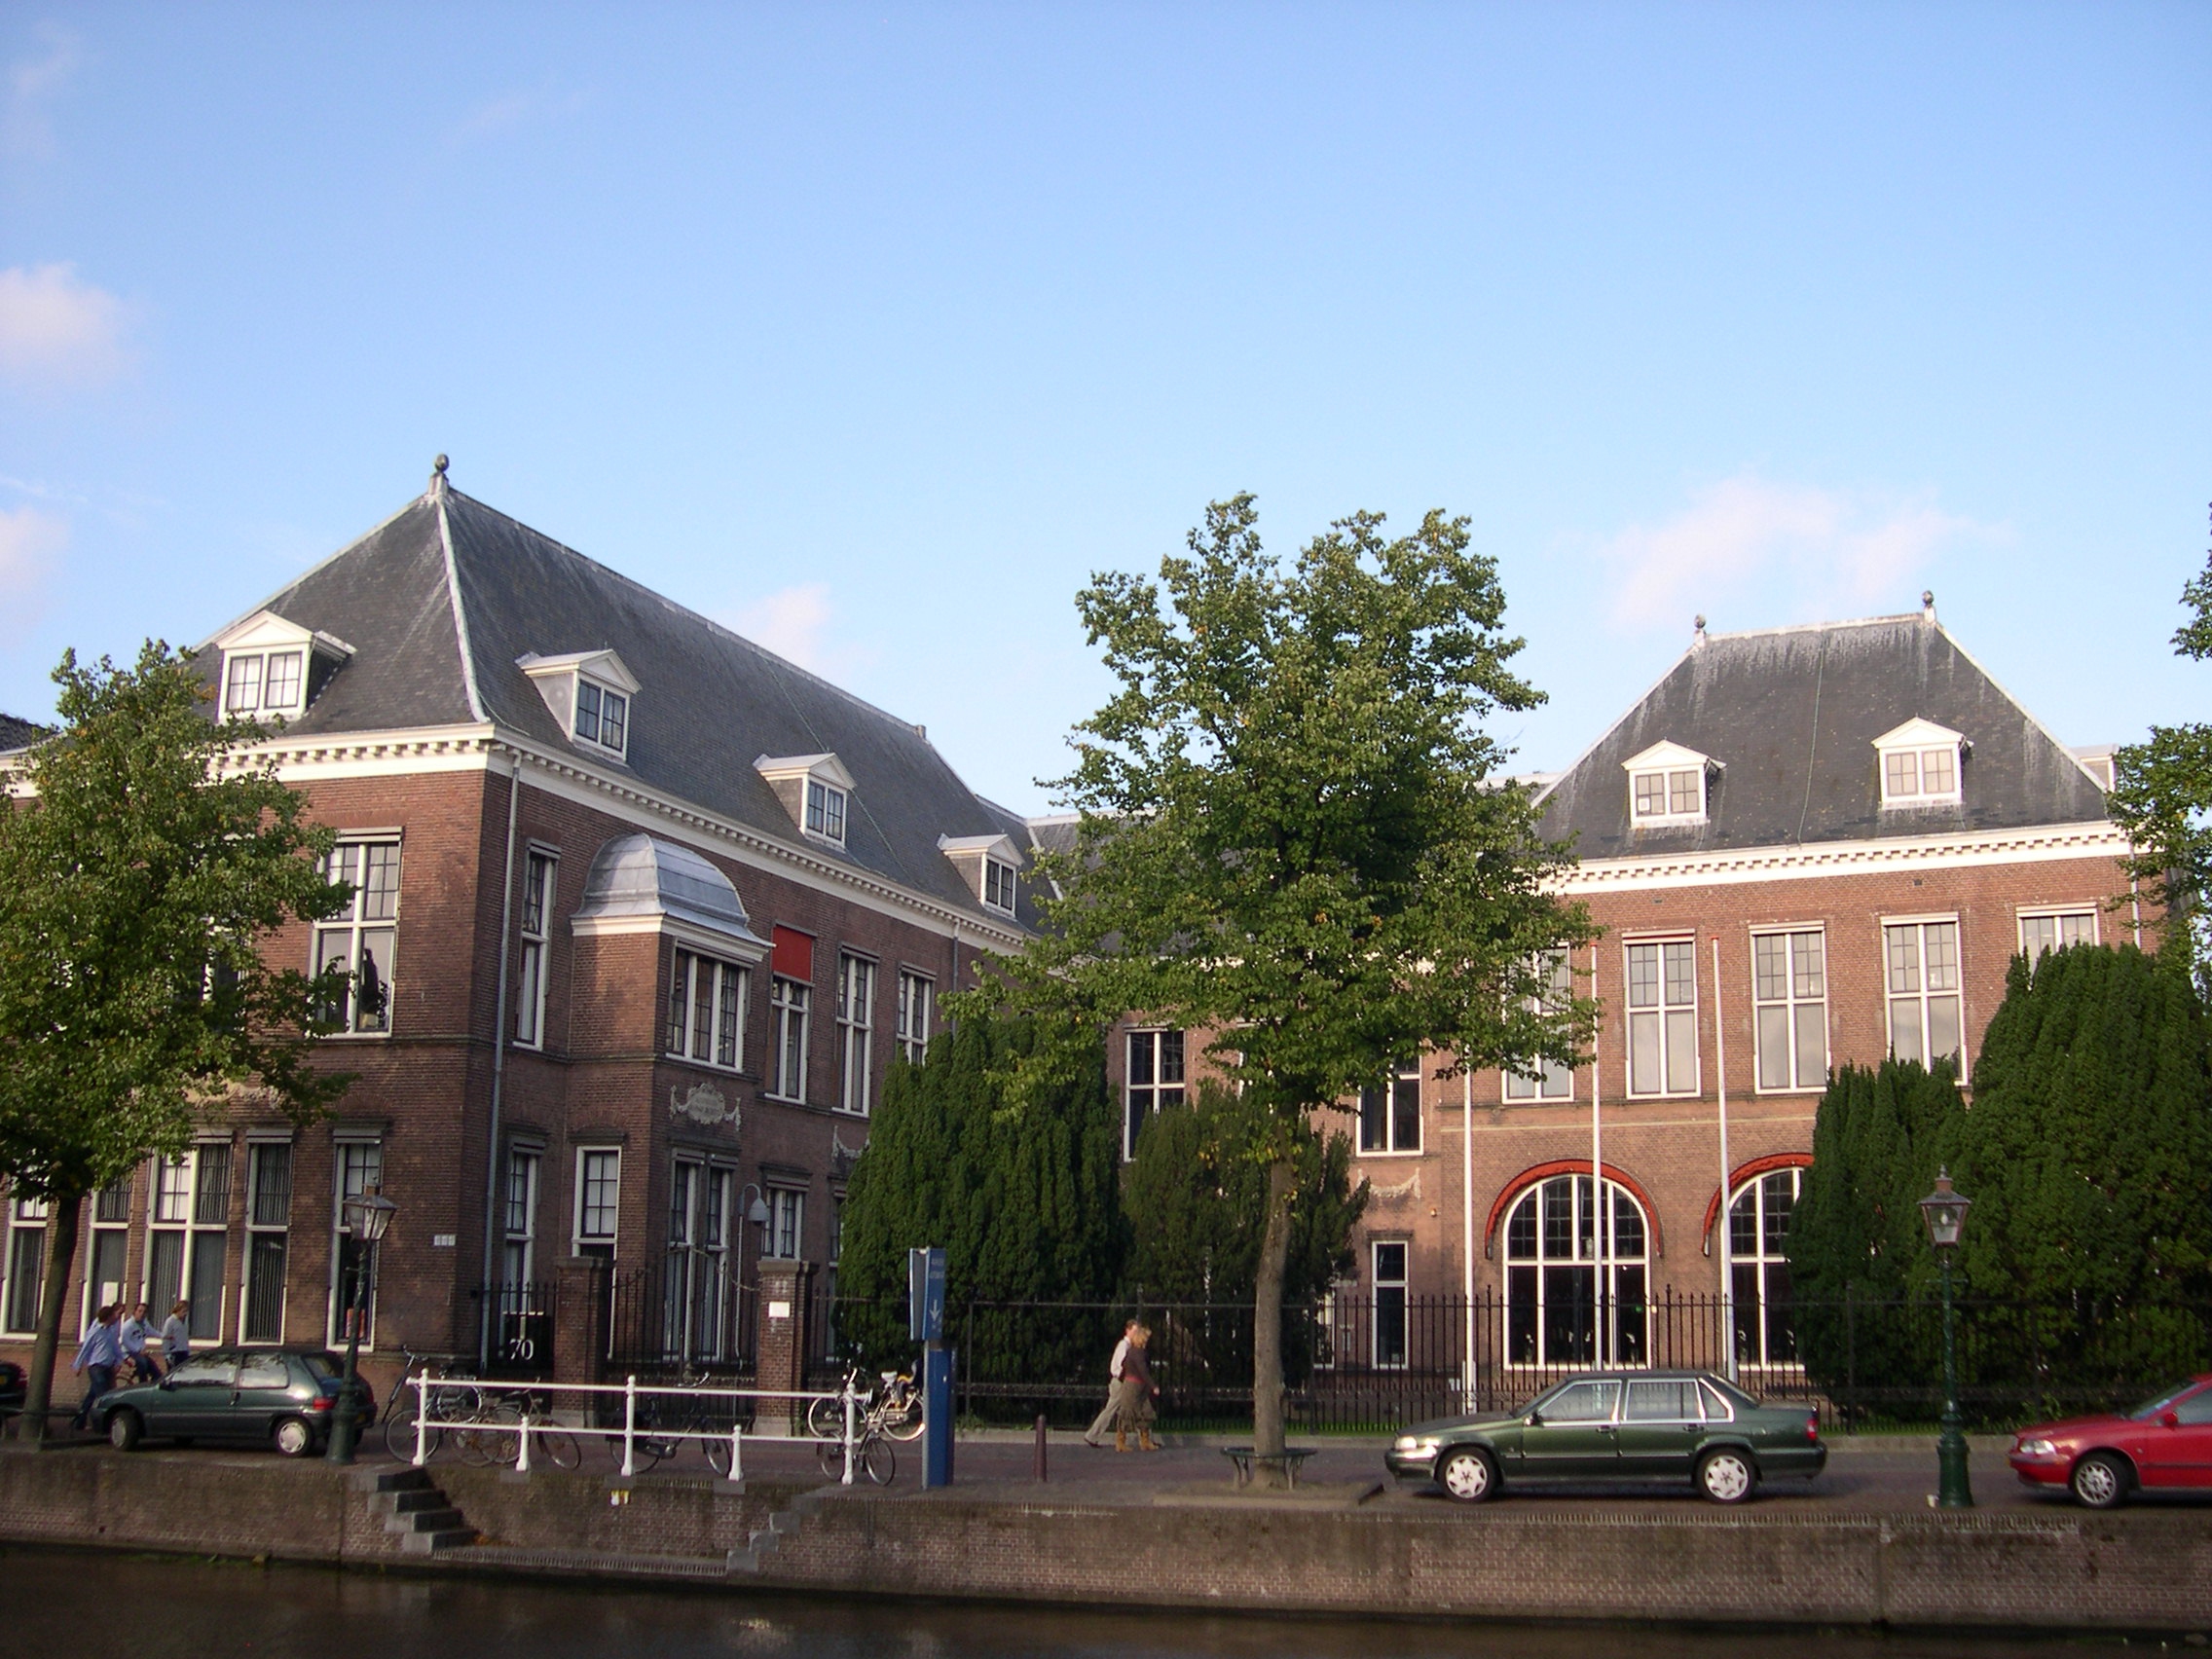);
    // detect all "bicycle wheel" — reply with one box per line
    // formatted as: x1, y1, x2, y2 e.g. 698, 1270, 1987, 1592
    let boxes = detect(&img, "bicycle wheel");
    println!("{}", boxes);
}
806, 1395, 846, 1439
860, 1434, 895, 1486
383, 1412, 442, 1463
535, 1428, 581, 1470
816, 1435, 851, 1481
704, 1431, 731, 1476
882, 1400, 925, 1443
